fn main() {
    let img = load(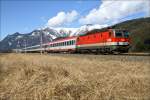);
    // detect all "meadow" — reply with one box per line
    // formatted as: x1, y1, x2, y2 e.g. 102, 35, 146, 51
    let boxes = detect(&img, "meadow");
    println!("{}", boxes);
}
0, 53, 150, 100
